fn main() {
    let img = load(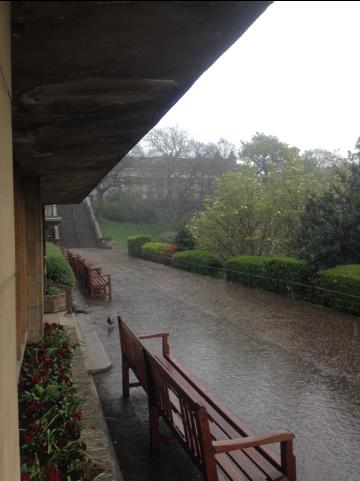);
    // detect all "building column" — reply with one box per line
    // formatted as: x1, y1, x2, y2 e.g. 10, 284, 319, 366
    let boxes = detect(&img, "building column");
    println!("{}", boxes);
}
0, 2, 21, 480
25, 177, 44, 342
